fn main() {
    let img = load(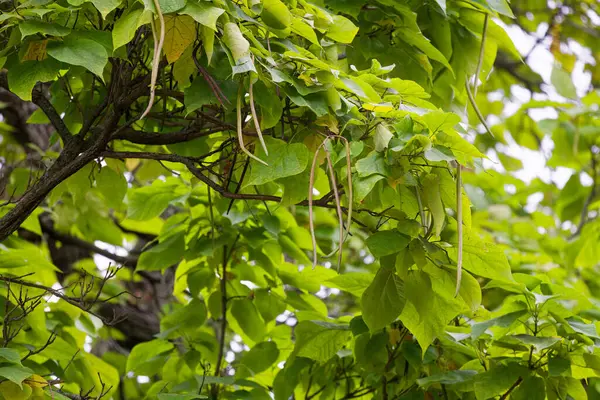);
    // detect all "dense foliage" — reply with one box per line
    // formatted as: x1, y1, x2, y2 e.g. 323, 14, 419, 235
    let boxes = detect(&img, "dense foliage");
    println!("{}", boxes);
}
0, 0, 599, 398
